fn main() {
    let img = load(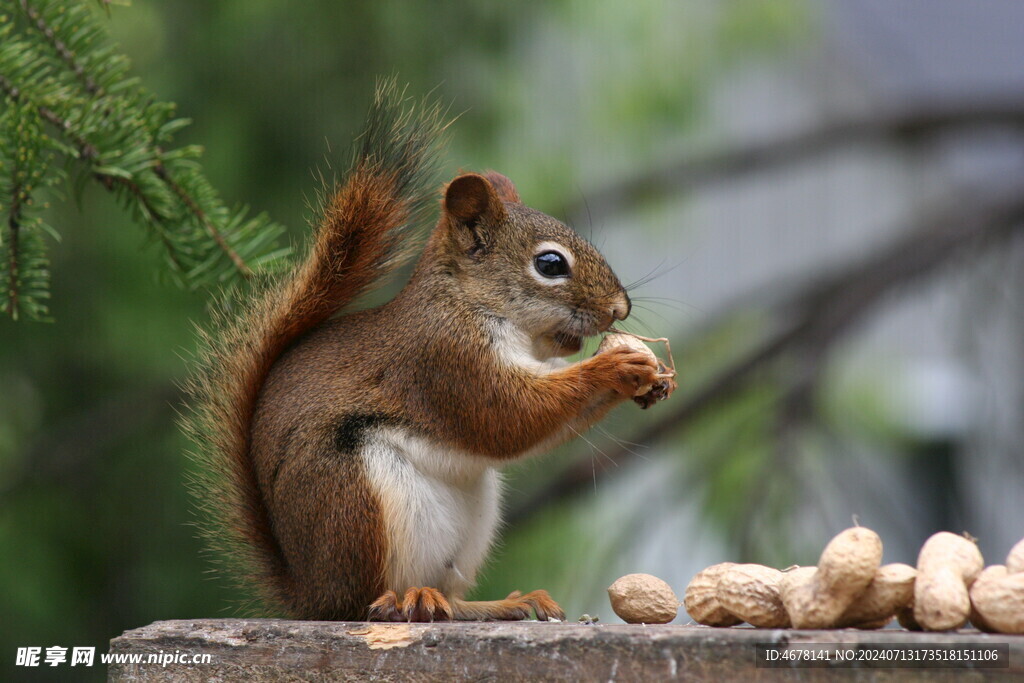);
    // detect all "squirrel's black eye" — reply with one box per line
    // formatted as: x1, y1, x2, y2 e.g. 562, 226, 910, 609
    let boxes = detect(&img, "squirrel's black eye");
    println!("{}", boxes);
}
534, 251, 570, 278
